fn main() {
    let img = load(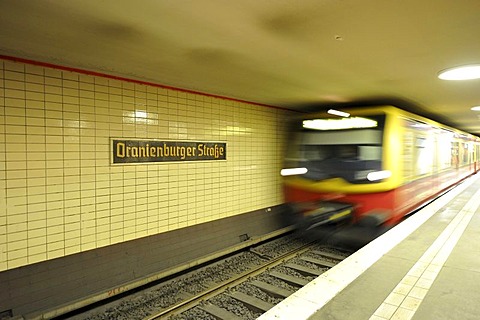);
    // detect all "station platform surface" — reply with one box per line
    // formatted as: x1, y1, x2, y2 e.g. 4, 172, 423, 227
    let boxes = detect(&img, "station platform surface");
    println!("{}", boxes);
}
259, 173, 480, 320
